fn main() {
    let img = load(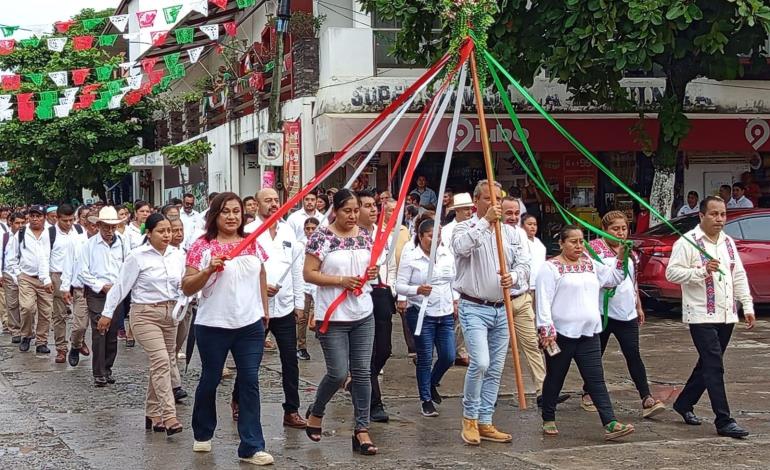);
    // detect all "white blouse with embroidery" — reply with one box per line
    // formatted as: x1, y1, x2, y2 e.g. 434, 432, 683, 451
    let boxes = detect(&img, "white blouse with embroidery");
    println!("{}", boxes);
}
536, 257, 625, 338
